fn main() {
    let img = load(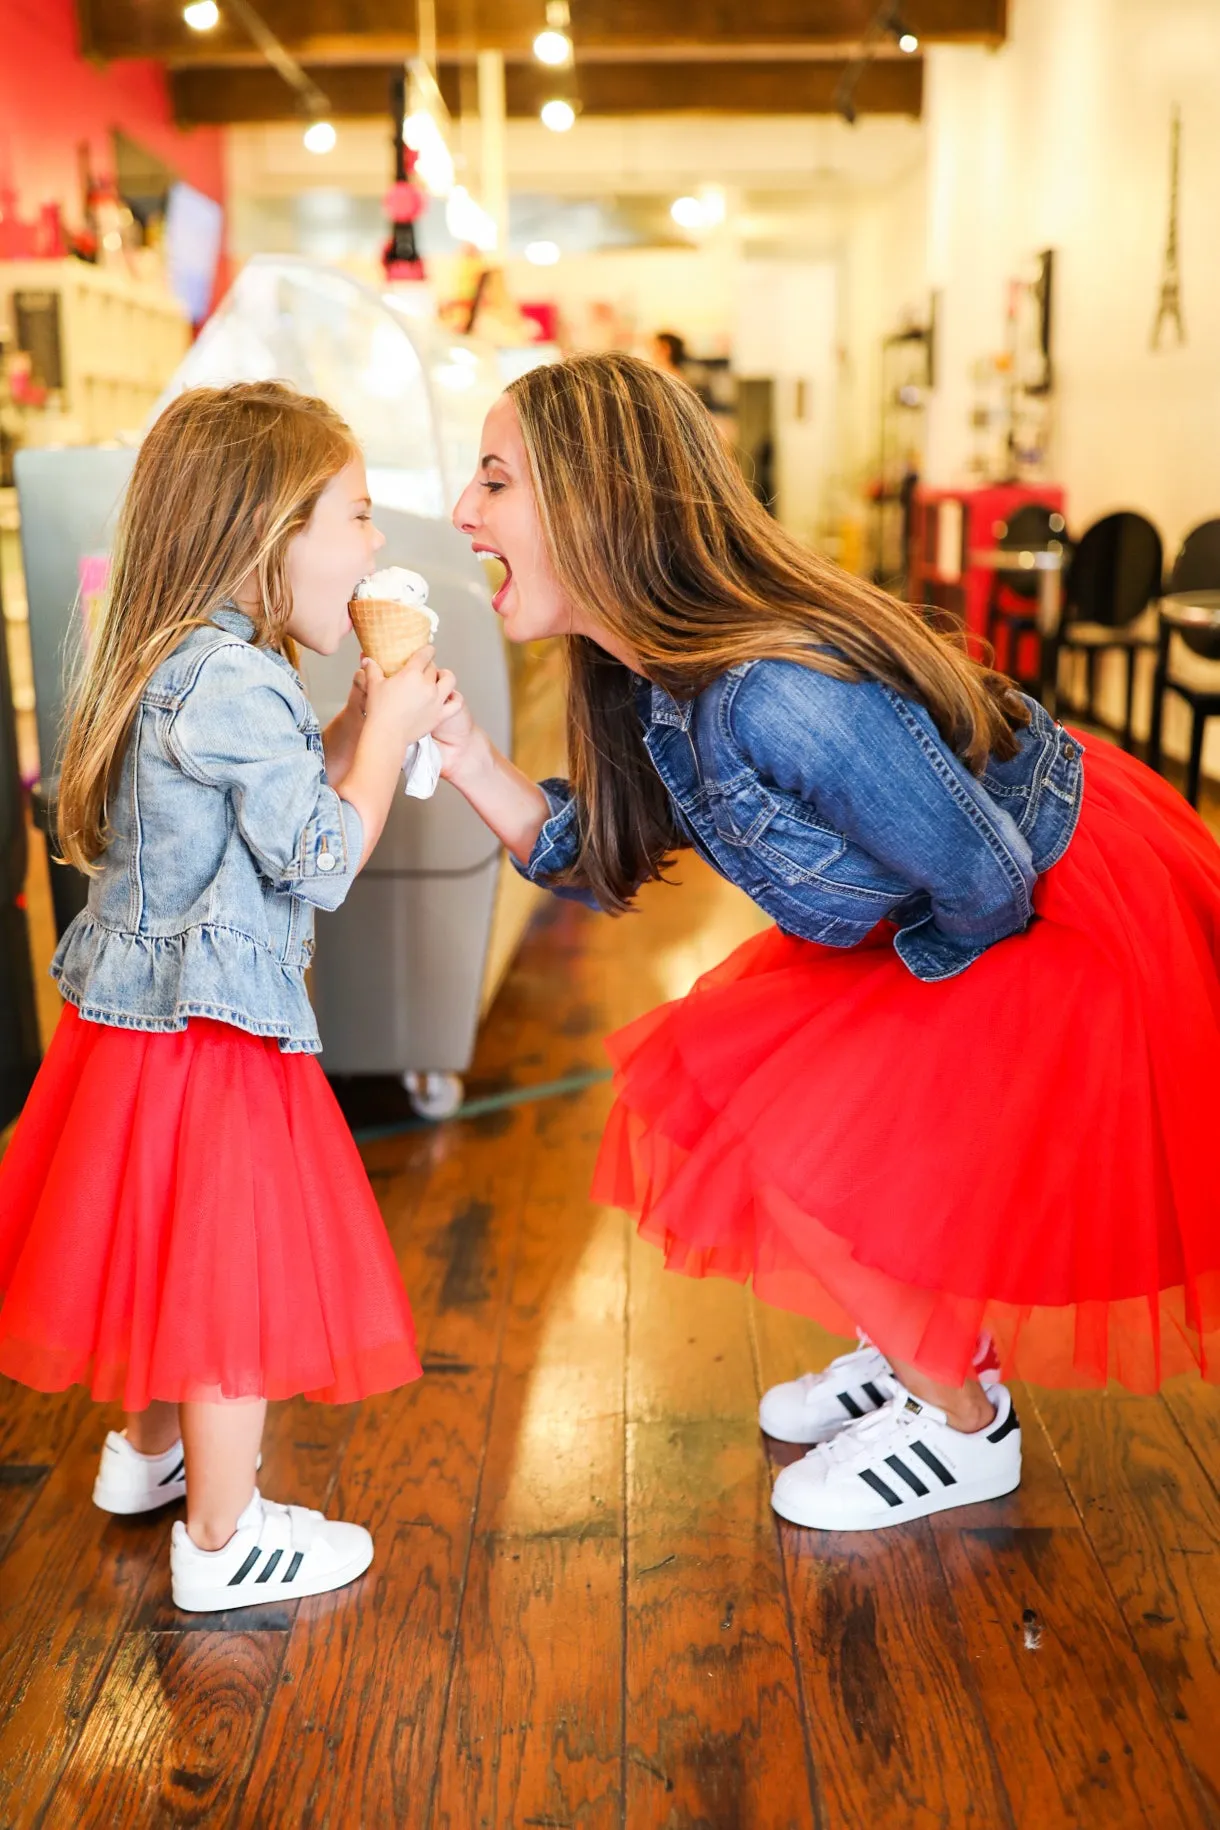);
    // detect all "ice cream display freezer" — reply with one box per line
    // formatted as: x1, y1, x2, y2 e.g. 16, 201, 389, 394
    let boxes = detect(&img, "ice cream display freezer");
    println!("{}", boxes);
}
14, 258, 564, 1117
